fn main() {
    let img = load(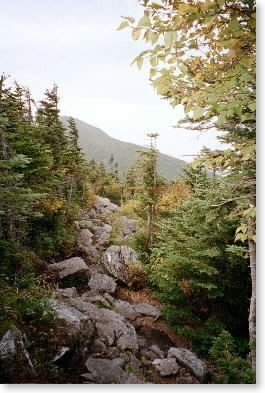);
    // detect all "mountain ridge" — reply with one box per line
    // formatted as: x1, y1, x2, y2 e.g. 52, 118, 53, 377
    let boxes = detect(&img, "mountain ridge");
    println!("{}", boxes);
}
61, 116, 186, 180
